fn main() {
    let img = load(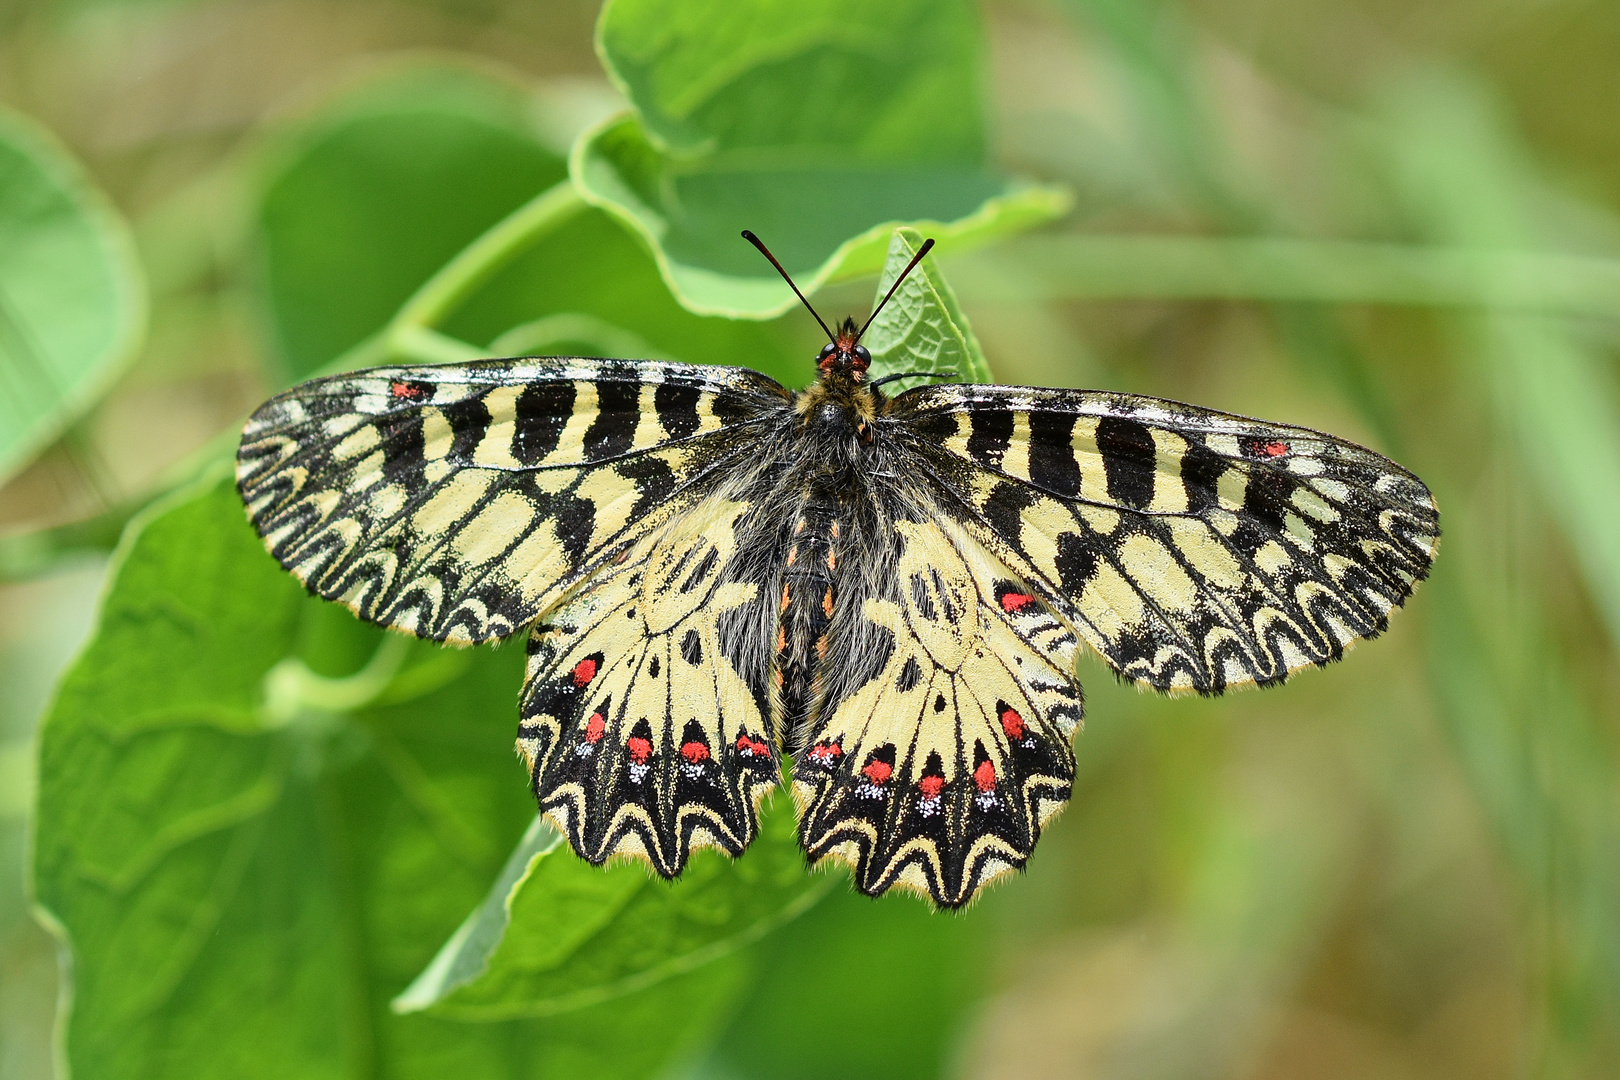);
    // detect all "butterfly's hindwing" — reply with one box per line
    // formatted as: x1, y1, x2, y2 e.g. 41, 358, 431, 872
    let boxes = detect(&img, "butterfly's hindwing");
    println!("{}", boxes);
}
517, 496, 782, 874
793, 513, 1080, 907
236, 359, 787, 644
894, 385, 1439, 694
